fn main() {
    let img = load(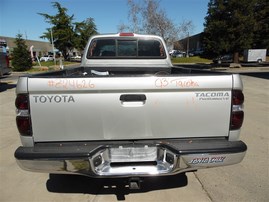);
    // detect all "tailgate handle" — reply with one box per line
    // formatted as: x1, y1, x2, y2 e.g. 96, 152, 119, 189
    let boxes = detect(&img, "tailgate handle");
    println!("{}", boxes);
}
120, 94, 146, 102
